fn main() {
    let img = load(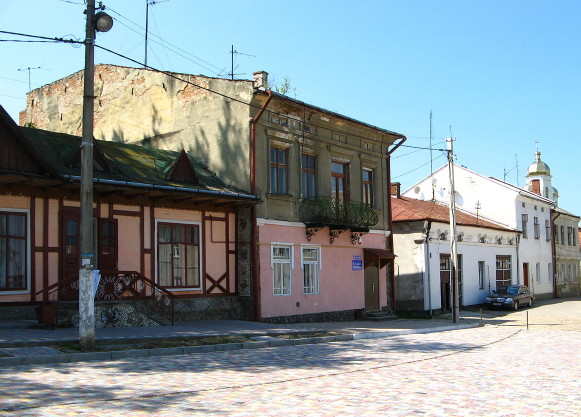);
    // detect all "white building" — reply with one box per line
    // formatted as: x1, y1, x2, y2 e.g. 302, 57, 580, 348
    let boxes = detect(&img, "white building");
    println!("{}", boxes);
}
404, 162, 555, 299
391, 186, 519, 314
